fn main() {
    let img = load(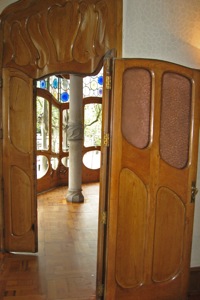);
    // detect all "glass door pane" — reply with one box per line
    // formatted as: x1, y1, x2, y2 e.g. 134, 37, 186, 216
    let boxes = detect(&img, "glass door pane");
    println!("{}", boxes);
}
51, 105, 60, 153
36, 97, 49, 150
